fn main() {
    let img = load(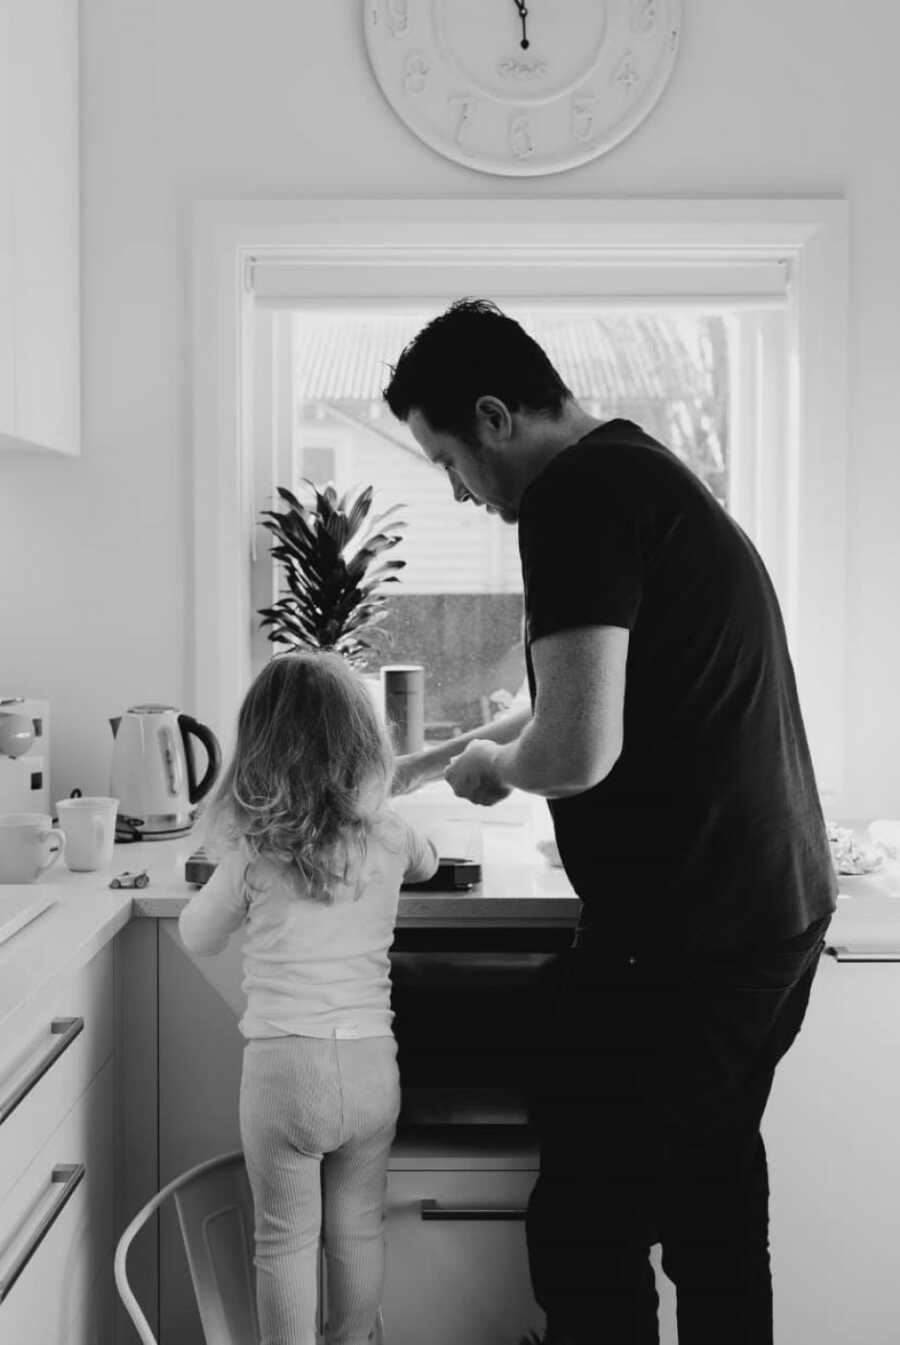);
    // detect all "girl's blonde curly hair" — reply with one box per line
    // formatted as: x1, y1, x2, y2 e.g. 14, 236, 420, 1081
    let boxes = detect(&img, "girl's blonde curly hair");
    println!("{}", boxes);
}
204, 651, 396, 903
